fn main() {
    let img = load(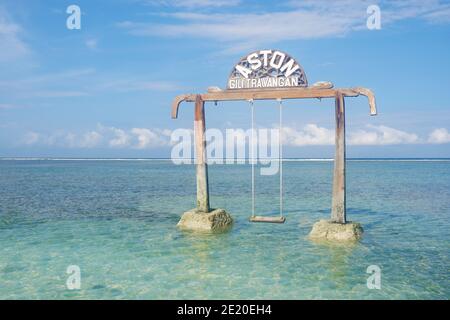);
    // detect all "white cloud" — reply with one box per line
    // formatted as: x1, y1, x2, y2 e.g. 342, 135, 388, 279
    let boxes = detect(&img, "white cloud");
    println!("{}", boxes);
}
282, 124, 421, 146
24, 131, 40, 145
0, 8, 29, 62
384, 0, 450, 24
22, 125, 172, 149
22, 130, 93, 148
349, 125, 420, 145
282, 124, 334, 146
23, 131, 65, 146
143, 0, 240, 8
34, 90, 89, 98
178, 0, 240, 7
88, 78, 183, 93
21, 124, 450, 149
26, 130, 103, 148
0, 68, 95, 99
0, 67, 181, 102
427, 128, 450, 144
119, 11, 350, 45
131, 128, 168, 149
120, 0, 450, 52
79, 131, 103, 148
423, 6, 450, 24
100, 125, 171, 148
108, 127, 131, 147
0, 68, 96, 92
